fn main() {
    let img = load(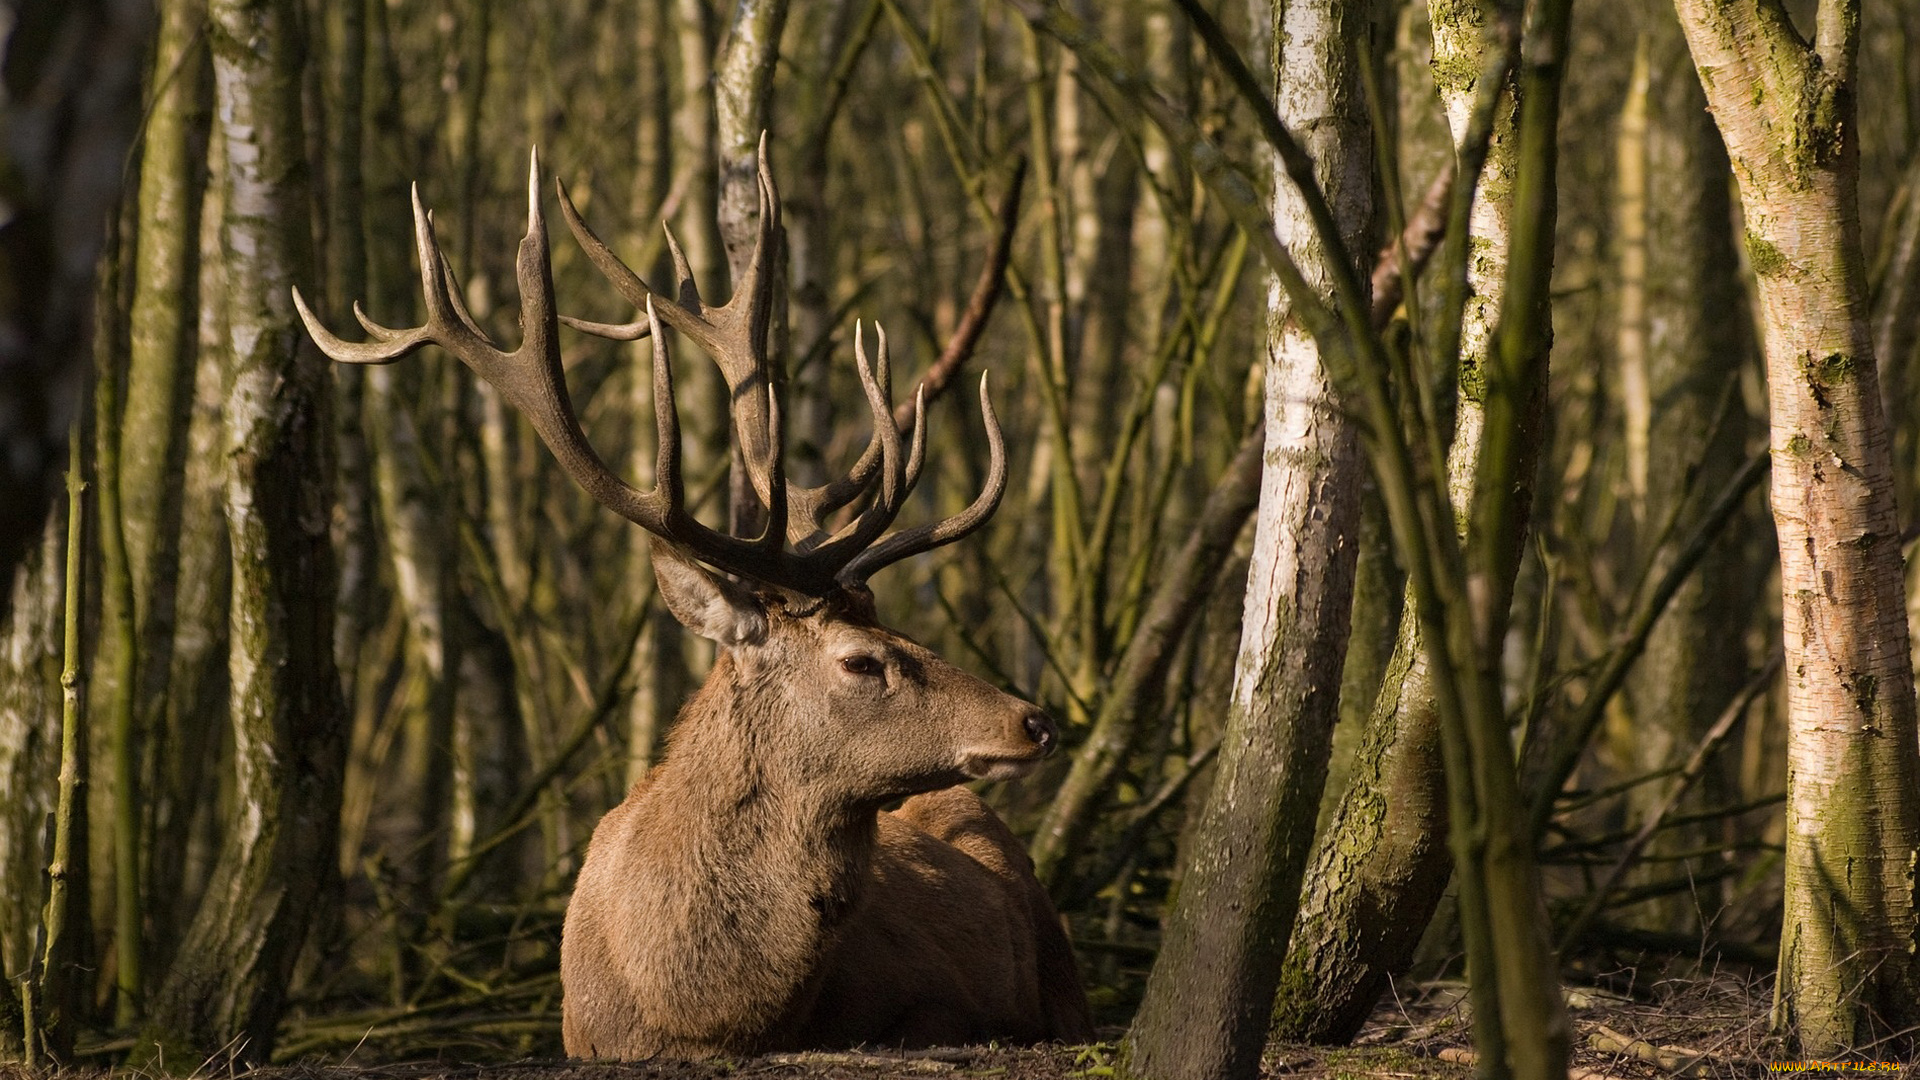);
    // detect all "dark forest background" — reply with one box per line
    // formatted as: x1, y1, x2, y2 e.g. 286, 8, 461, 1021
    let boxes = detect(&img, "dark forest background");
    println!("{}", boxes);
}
1, 0, 1918, 1073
